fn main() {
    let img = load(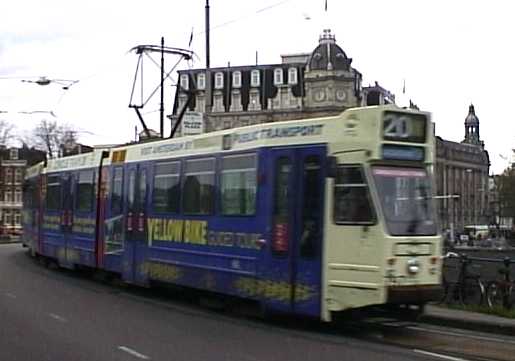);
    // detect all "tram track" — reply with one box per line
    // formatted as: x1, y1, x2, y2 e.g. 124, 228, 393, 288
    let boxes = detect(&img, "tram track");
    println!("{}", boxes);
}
13, 247, 513, 361
333, 317, 514, 361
